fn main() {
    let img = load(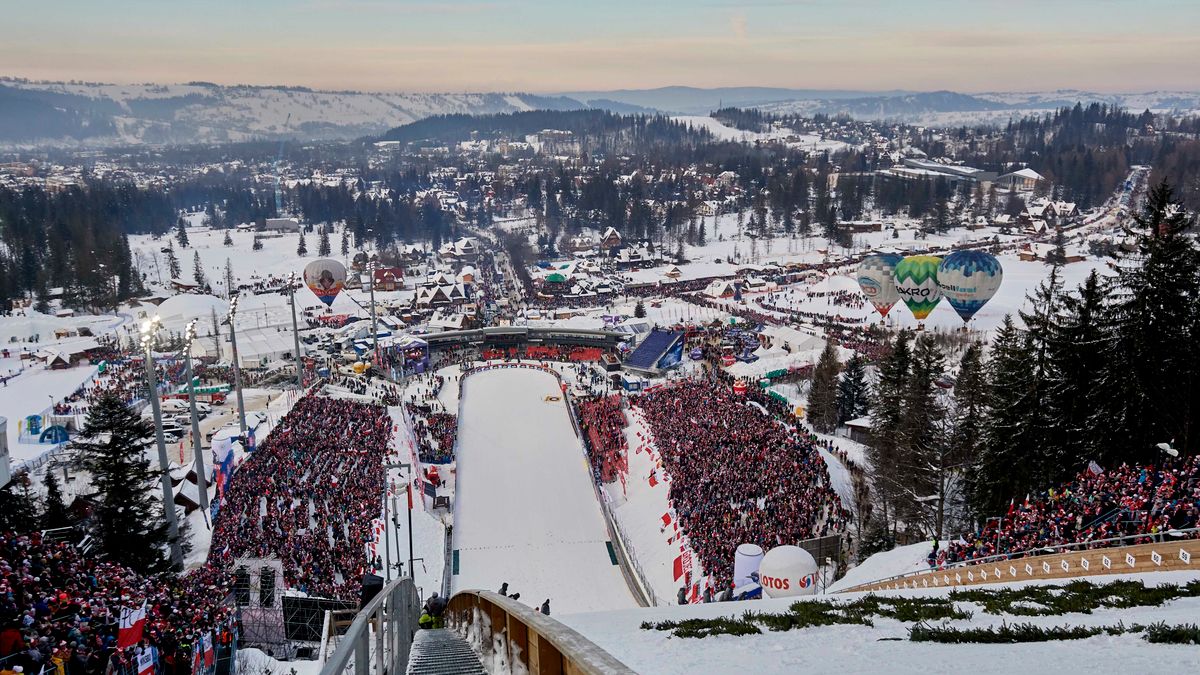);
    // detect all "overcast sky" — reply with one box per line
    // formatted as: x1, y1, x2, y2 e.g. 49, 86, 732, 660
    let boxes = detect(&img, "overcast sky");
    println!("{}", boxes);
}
4, 0, 1198, 93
